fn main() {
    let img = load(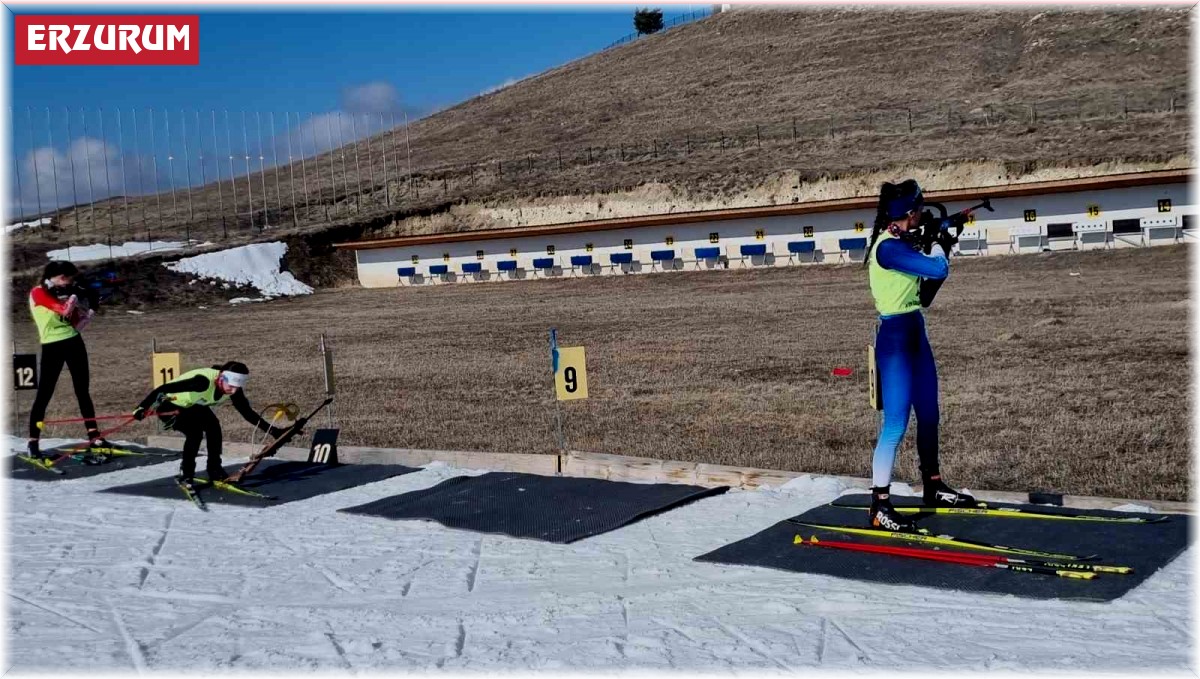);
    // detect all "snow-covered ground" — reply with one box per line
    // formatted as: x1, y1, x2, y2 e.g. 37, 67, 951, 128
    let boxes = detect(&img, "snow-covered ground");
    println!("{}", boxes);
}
6, 216, 51, 235
4, 436, 1192, 673
46, 241, 188, 262
164, 242, 313, 299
